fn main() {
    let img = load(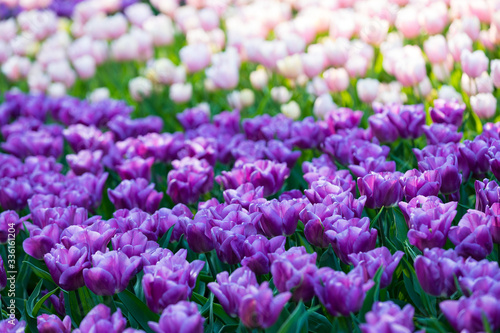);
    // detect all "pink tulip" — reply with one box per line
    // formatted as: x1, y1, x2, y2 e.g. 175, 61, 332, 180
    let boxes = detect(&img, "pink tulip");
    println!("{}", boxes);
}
143, 15, 174, 46
129, 77, 152, 101
277, 54, 303, 79
395, 55, 426, 87
438, 85, 462, 102
19, 0, 51, 10
0, 18, 16, 42
323, 68, 349, 93
345, 55, 369, 78
205, 63, 239, 90
448, 33, 473, 62
395, 6, 420, 38
255, 40, 288, 69
105, 13, 128, 40
73, 55, 96, 80
416, 76, 432, 97
180, 44, 211, 73
250, 68, 268, 90
329, 10, 356, 39
360, 18, 389, 46
91, 40, 108, 65
420, 2, 448, 35
323, 38, 349, 67
313, 93, 337, 119
479, 30, 495, 51
307, 77, 329, 96
0, 41, 12, 64
470, 0, 491, 23
282, 33, 306, 55
470, 93, 497, 119
89, 88, 110, 103
124, 3, 153, 27
1, 56, 31, 81
461, 16, 481, 41
301, 52, 324, 78
199, 8, 219, 31
111, 34, 139, 61
270, 86, 292, 104
28, 69, 50, 93
170, 83, 192, 103
150, 0, 178, 17
461, 73, 477, 96
357, 78, 380, 104
424, 35, 448, 64
47, 82, 66, 97
476, 72, 494, 94
47, 60, 76, 88
491, 59, 500, 88
461, 49, 488, 78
